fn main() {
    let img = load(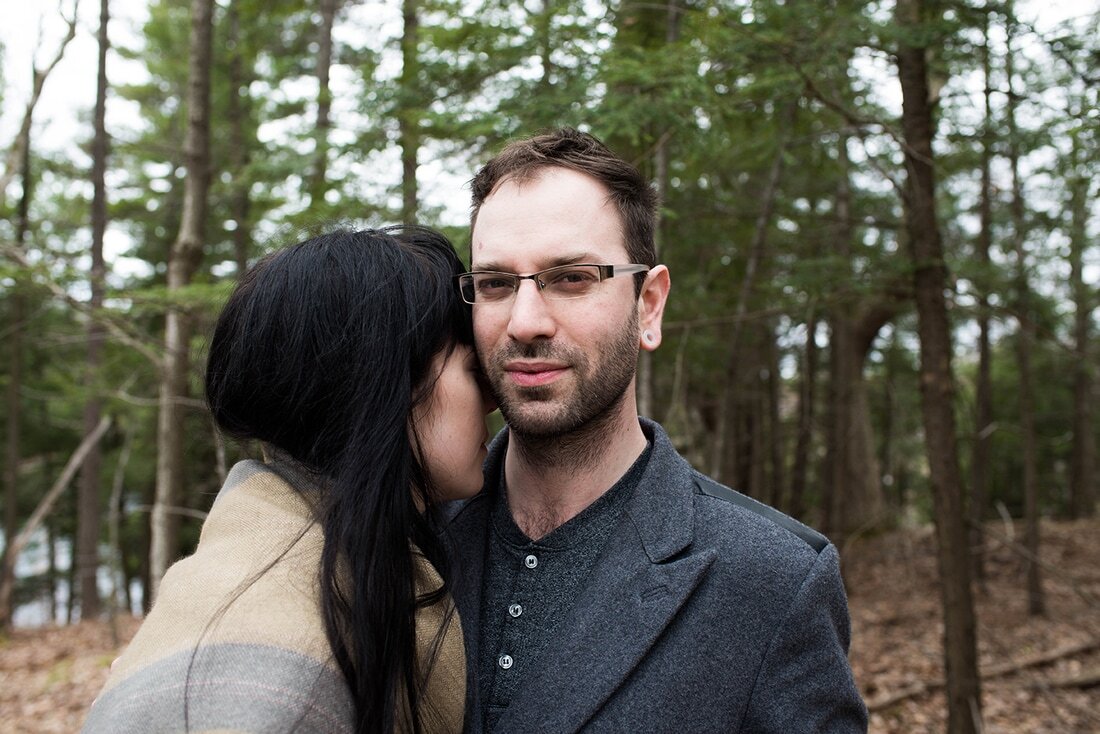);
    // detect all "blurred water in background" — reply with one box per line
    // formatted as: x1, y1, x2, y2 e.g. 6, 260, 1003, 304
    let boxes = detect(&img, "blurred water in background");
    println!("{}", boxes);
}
3, 529, 142, 627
